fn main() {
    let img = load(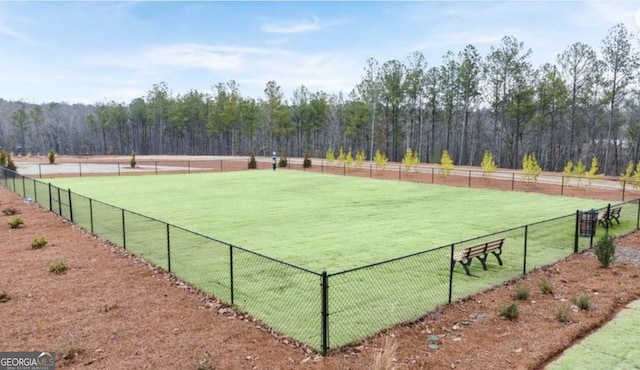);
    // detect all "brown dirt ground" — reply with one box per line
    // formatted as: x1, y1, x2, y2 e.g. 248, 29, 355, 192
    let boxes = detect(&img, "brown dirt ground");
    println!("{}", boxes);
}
2, 156, 640, 369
